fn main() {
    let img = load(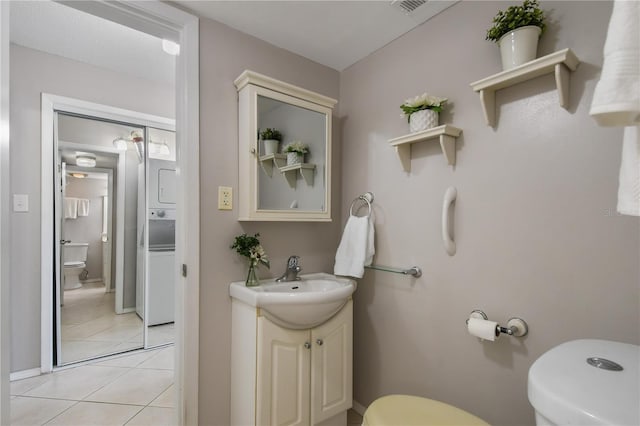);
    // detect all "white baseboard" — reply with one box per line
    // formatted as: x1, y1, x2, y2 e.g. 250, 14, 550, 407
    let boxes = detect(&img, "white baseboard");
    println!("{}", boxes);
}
82, 278, 103, 284
10, 367, 41, 382
352, 400, 367, 416
121, 307, 136, 314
